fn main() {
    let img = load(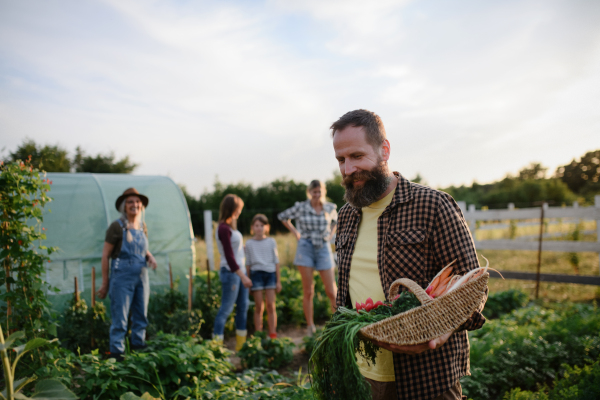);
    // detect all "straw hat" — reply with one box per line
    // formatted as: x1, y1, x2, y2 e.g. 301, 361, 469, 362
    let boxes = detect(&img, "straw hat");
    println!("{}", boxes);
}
115, 188, 149, 210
